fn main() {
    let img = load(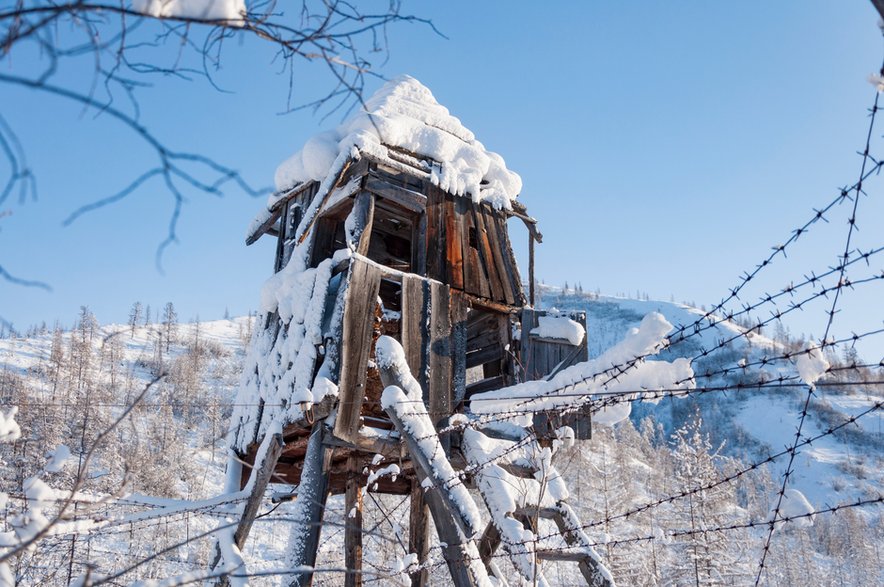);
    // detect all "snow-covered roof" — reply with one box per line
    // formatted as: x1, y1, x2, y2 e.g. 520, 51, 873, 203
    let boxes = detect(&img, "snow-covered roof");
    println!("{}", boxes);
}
273, 75, 522, 209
